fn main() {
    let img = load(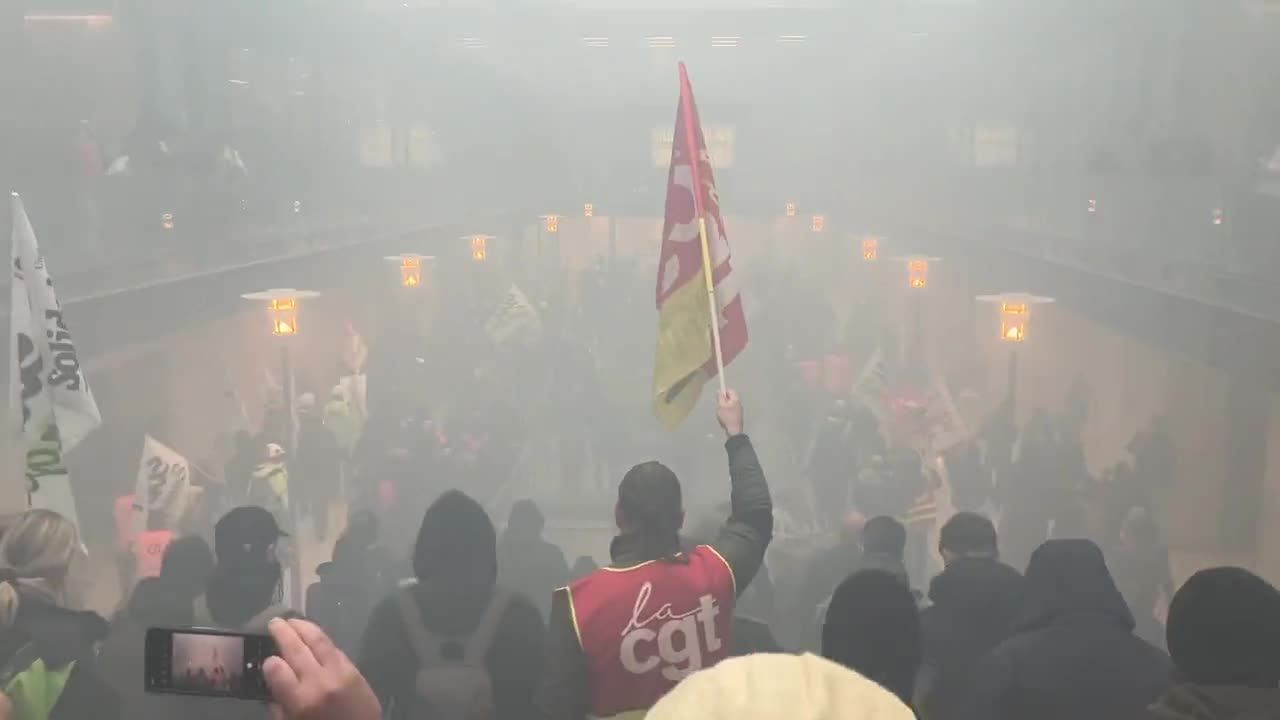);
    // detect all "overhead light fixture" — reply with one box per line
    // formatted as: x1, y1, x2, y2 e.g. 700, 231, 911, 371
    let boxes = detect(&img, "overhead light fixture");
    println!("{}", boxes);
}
24, 13, 114, 28
647, 35, 676, 48
583, 36, 609, 47
711, 35, 741, 48
777, 34, 807, 44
